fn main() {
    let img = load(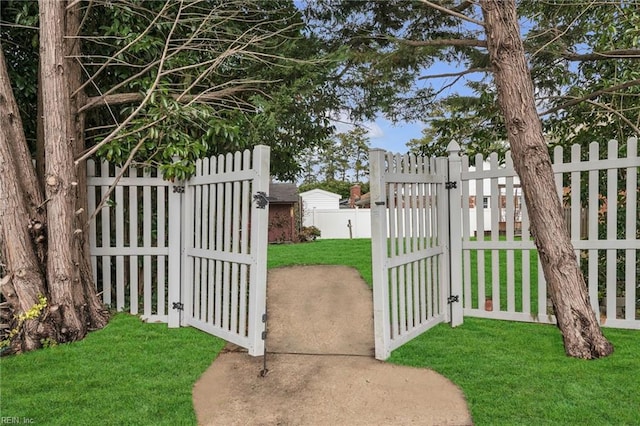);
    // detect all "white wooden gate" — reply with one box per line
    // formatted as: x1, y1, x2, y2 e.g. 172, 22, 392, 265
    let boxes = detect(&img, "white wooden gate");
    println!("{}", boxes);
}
181, 146, 270, 356
370, 147, 463, 360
